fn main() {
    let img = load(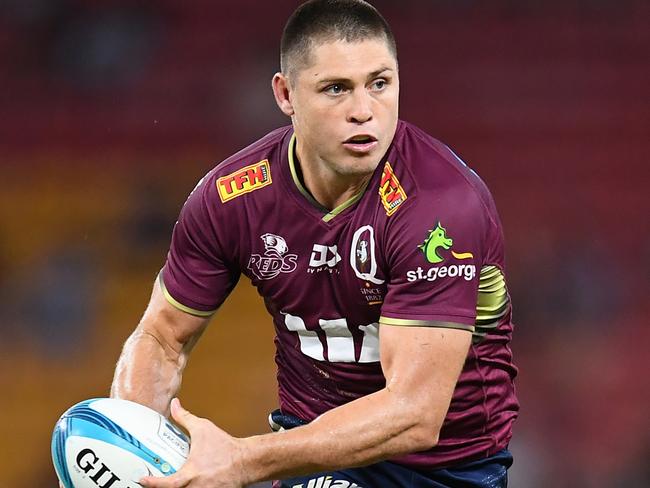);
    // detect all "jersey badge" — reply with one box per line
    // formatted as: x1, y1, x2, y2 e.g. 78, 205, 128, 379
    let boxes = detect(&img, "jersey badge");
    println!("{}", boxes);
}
216, 160, 272, 203
350, 225, 386, 305
350, 225, 385, 285
248, 233, 298, 280
419, 221, 474, 264
378, 162, 407, 216
407, 222, 477, 283
308, 244, 341, 274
